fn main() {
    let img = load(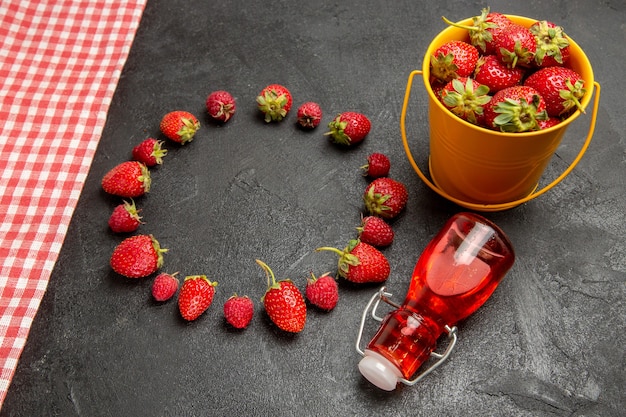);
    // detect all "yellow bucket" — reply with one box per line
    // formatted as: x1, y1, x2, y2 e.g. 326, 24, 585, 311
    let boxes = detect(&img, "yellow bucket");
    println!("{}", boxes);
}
401, 15, 601, 211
